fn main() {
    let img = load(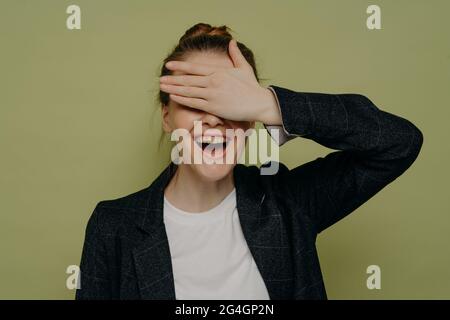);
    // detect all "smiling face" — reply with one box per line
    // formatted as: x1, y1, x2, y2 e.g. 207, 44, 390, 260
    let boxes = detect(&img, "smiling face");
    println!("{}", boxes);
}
161, 50, 255, 182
